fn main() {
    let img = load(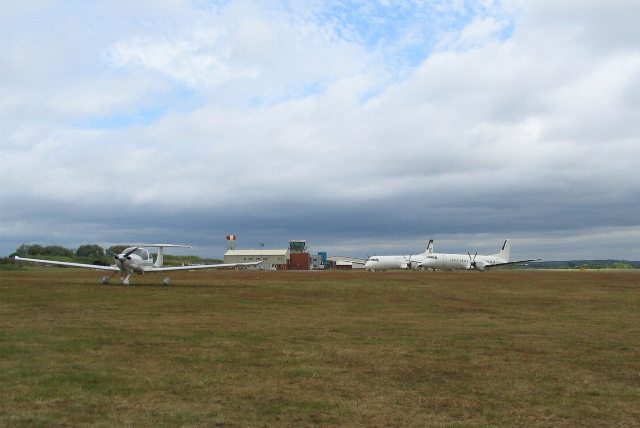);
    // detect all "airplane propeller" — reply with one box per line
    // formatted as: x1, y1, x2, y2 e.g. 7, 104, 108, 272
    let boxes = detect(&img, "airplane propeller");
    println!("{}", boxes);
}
115, 247, 138, 276
404, 254, 414, 269
468, 252, 478, 269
